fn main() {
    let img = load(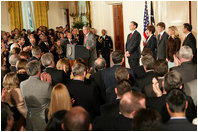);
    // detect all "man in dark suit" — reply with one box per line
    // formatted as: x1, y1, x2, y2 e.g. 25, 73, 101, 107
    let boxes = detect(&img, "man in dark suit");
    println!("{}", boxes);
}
20, 60, 52, 131
67, 63, 100, 118
144, 25, 157, 60
171, 46, 197, 84
157, 22, 169, 59
126, 21, 141, 70
146, 70, 196, 123
93, 91, 145, 131
39, 35, 53, 53
41, 53, 67, 86
9, 54, 20, 73
163, 89, 197, 131
98, 29, 113, 67
28, 46, 41, 62
182, 23, 197, 64
65, 32, 77, 45
100, 79, 132, 116
83, 26, 97, 68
